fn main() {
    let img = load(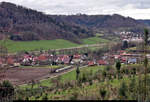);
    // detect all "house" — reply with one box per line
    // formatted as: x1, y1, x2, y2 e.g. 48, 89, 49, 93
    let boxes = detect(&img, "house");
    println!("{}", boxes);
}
119, 50, 126, 54
88, 61, 96, 66
22, 54, 33, 66
113, 55, 121, 59
120, 57, 127, 64
13, 63, 20, 67
7, 57, 14, 65
38, 54, 49, 65
73, 54, 81, 59
0, 58, 6, 67
128, 58, 137, 64
97, 60, 108, 65
71, 59, 81, 65
146, 54, 150, 59
62, 55, 70, 64
56, 55, 70, 64
38, 54, 47, 61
